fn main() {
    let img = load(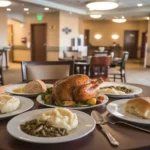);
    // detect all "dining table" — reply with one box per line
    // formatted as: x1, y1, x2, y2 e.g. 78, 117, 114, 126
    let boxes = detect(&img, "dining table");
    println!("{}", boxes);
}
1, 81, 150, 150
